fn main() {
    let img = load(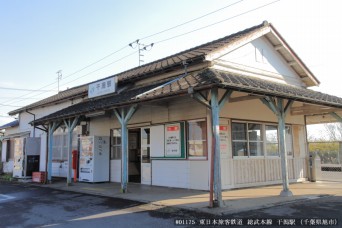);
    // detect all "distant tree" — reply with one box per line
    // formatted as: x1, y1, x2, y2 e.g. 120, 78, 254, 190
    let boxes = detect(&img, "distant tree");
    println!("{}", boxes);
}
308, 123, 342, 142
323, 123, 342, 141
309, 142, 339, 164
